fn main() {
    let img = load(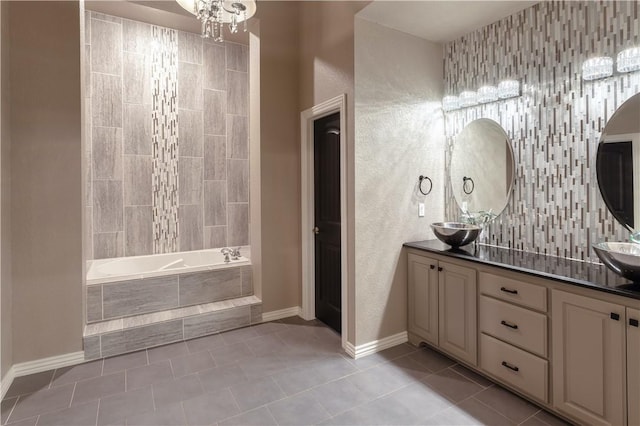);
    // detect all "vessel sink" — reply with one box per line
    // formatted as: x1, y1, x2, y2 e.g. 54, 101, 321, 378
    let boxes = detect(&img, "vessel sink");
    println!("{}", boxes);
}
593, 242, 640, 282
431, 222, 482, 248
